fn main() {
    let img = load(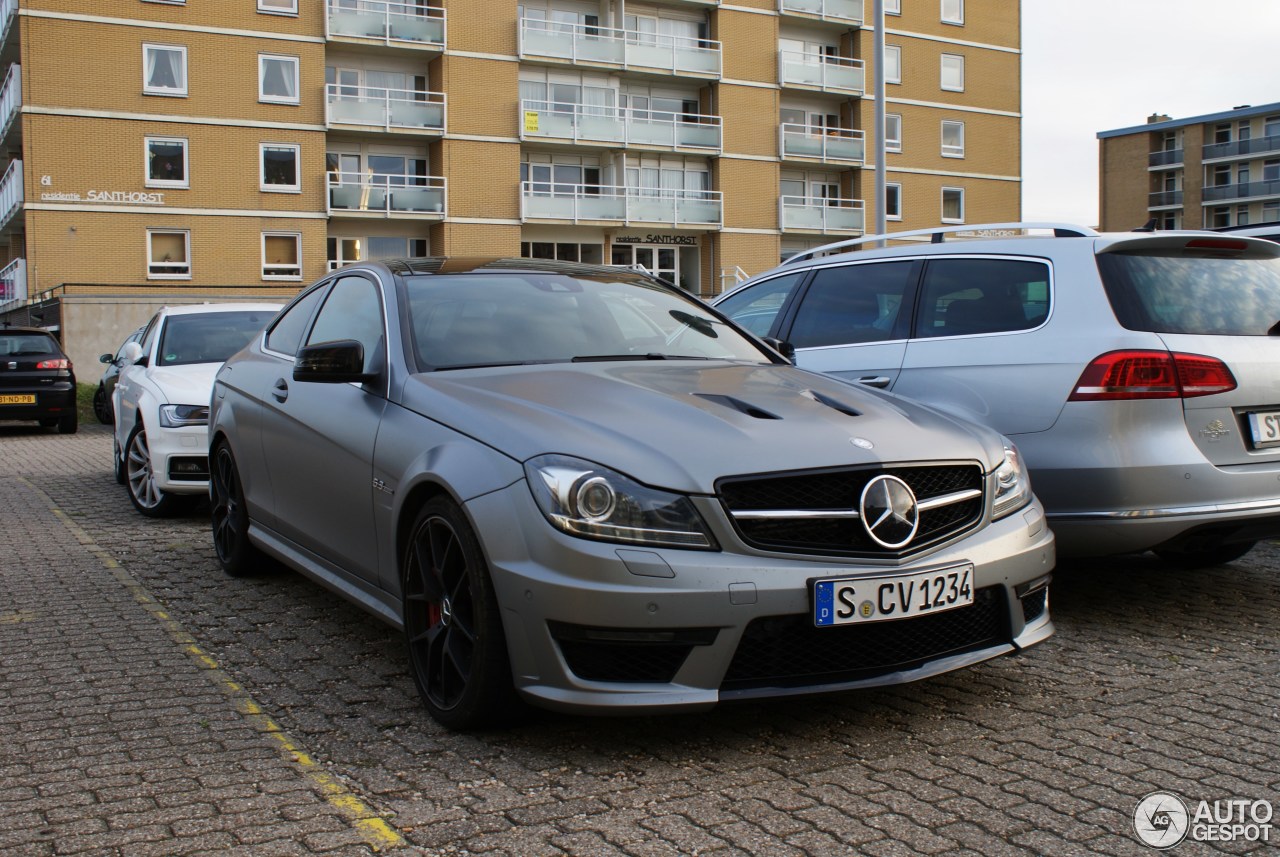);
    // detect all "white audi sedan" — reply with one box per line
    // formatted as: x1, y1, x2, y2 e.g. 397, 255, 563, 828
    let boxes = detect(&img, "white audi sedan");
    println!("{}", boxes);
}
112, 303, 281, 517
